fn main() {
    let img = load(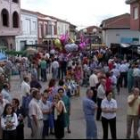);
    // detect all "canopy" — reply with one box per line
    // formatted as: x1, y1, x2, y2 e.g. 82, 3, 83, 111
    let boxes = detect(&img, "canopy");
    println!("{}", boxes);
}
0, 52, 7, 61
120, 43, 131, 48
